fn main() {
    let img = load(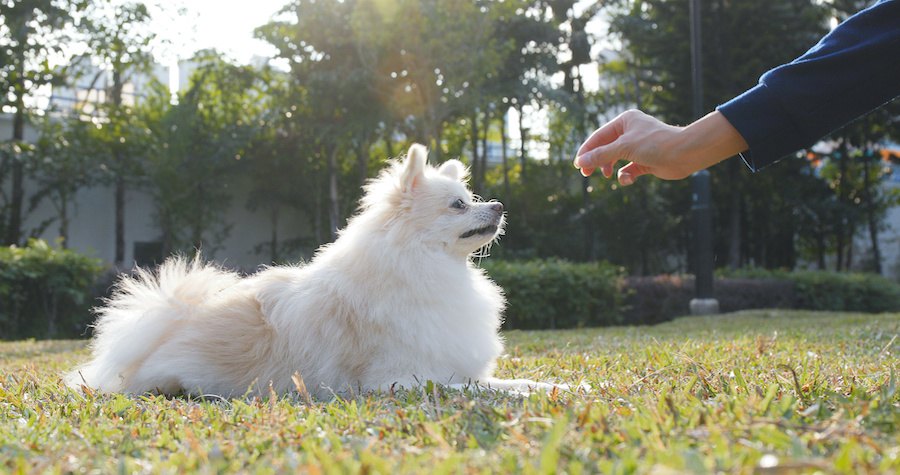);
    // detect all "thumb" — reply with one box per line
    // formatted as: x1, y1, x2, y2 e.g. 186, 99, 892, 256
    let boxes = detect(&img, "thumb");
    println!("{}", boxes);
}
617, 162, 652, 186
